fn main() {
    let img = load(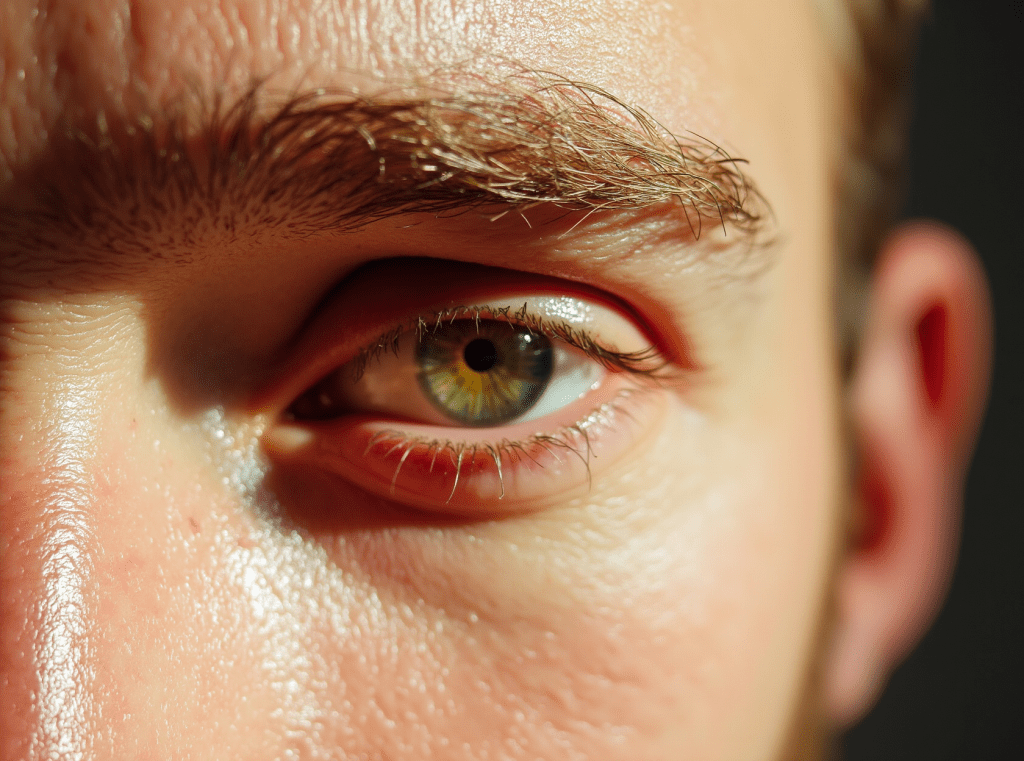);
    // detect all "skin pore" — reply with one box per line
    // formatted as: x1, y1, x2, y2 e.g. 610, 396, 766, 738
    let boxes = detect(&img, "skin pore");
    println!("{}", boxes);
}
0, 1, 991, 760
